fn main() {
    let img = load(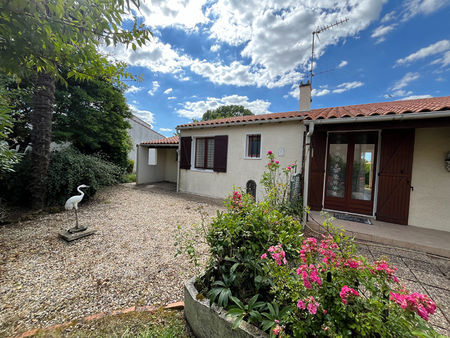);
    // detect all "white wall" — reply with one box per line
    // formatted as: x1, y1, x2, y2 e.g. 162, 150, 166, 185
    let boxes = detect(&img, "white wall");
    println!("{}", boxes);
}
409, 127, 450, 232
179, 121, 305, 200
136, 146, 177, 184
128, 116, 163, 172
